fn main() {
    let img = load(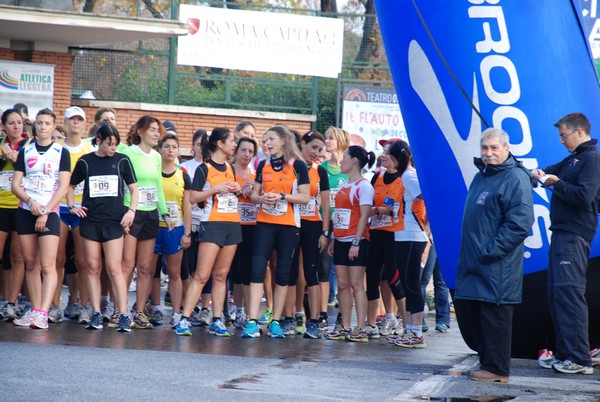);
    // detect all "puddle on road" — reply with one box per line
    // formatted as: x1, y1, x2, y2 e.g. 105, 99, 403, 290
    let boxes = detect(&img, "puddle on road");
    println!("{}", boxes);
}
422, 397, 515, 402
218, 373, 266, 390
